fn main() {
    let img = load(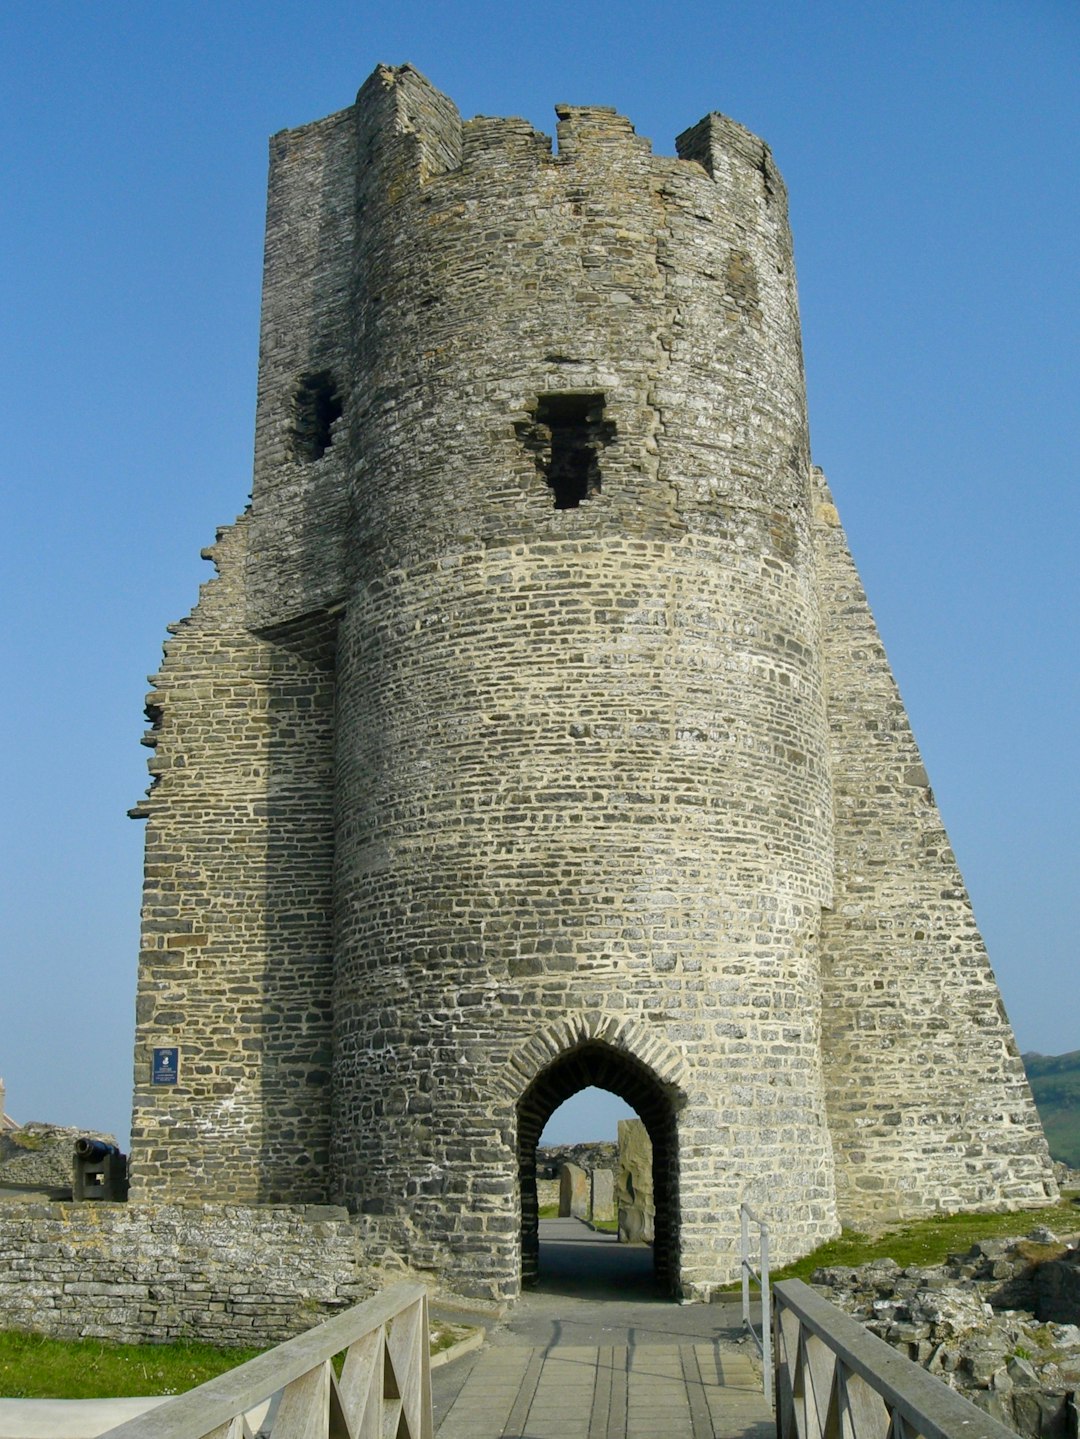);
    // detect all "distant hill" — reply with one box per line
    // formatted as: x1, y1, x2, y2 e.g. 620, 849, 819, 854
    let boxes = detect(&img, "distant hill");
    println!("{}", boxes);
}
1022, 1050, 1080, 1168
